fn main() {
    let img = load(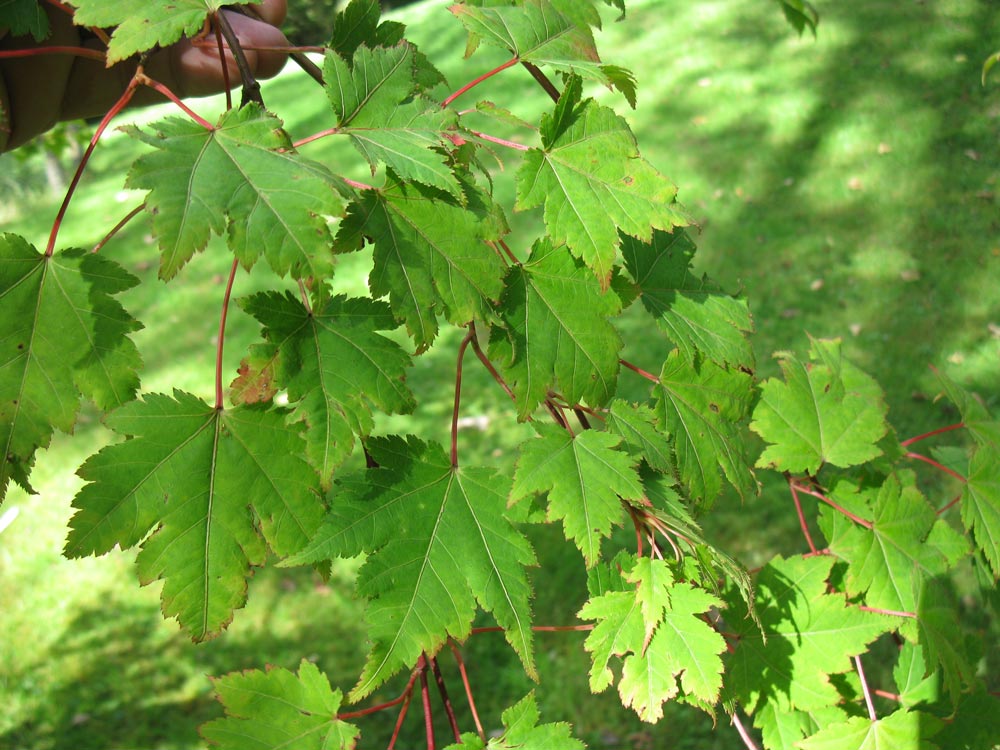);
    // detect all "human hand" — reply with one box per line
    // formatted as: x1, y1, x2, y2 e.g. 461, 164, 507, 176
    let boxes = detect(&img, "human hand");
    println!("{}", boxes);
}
0, 0, 289, 151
